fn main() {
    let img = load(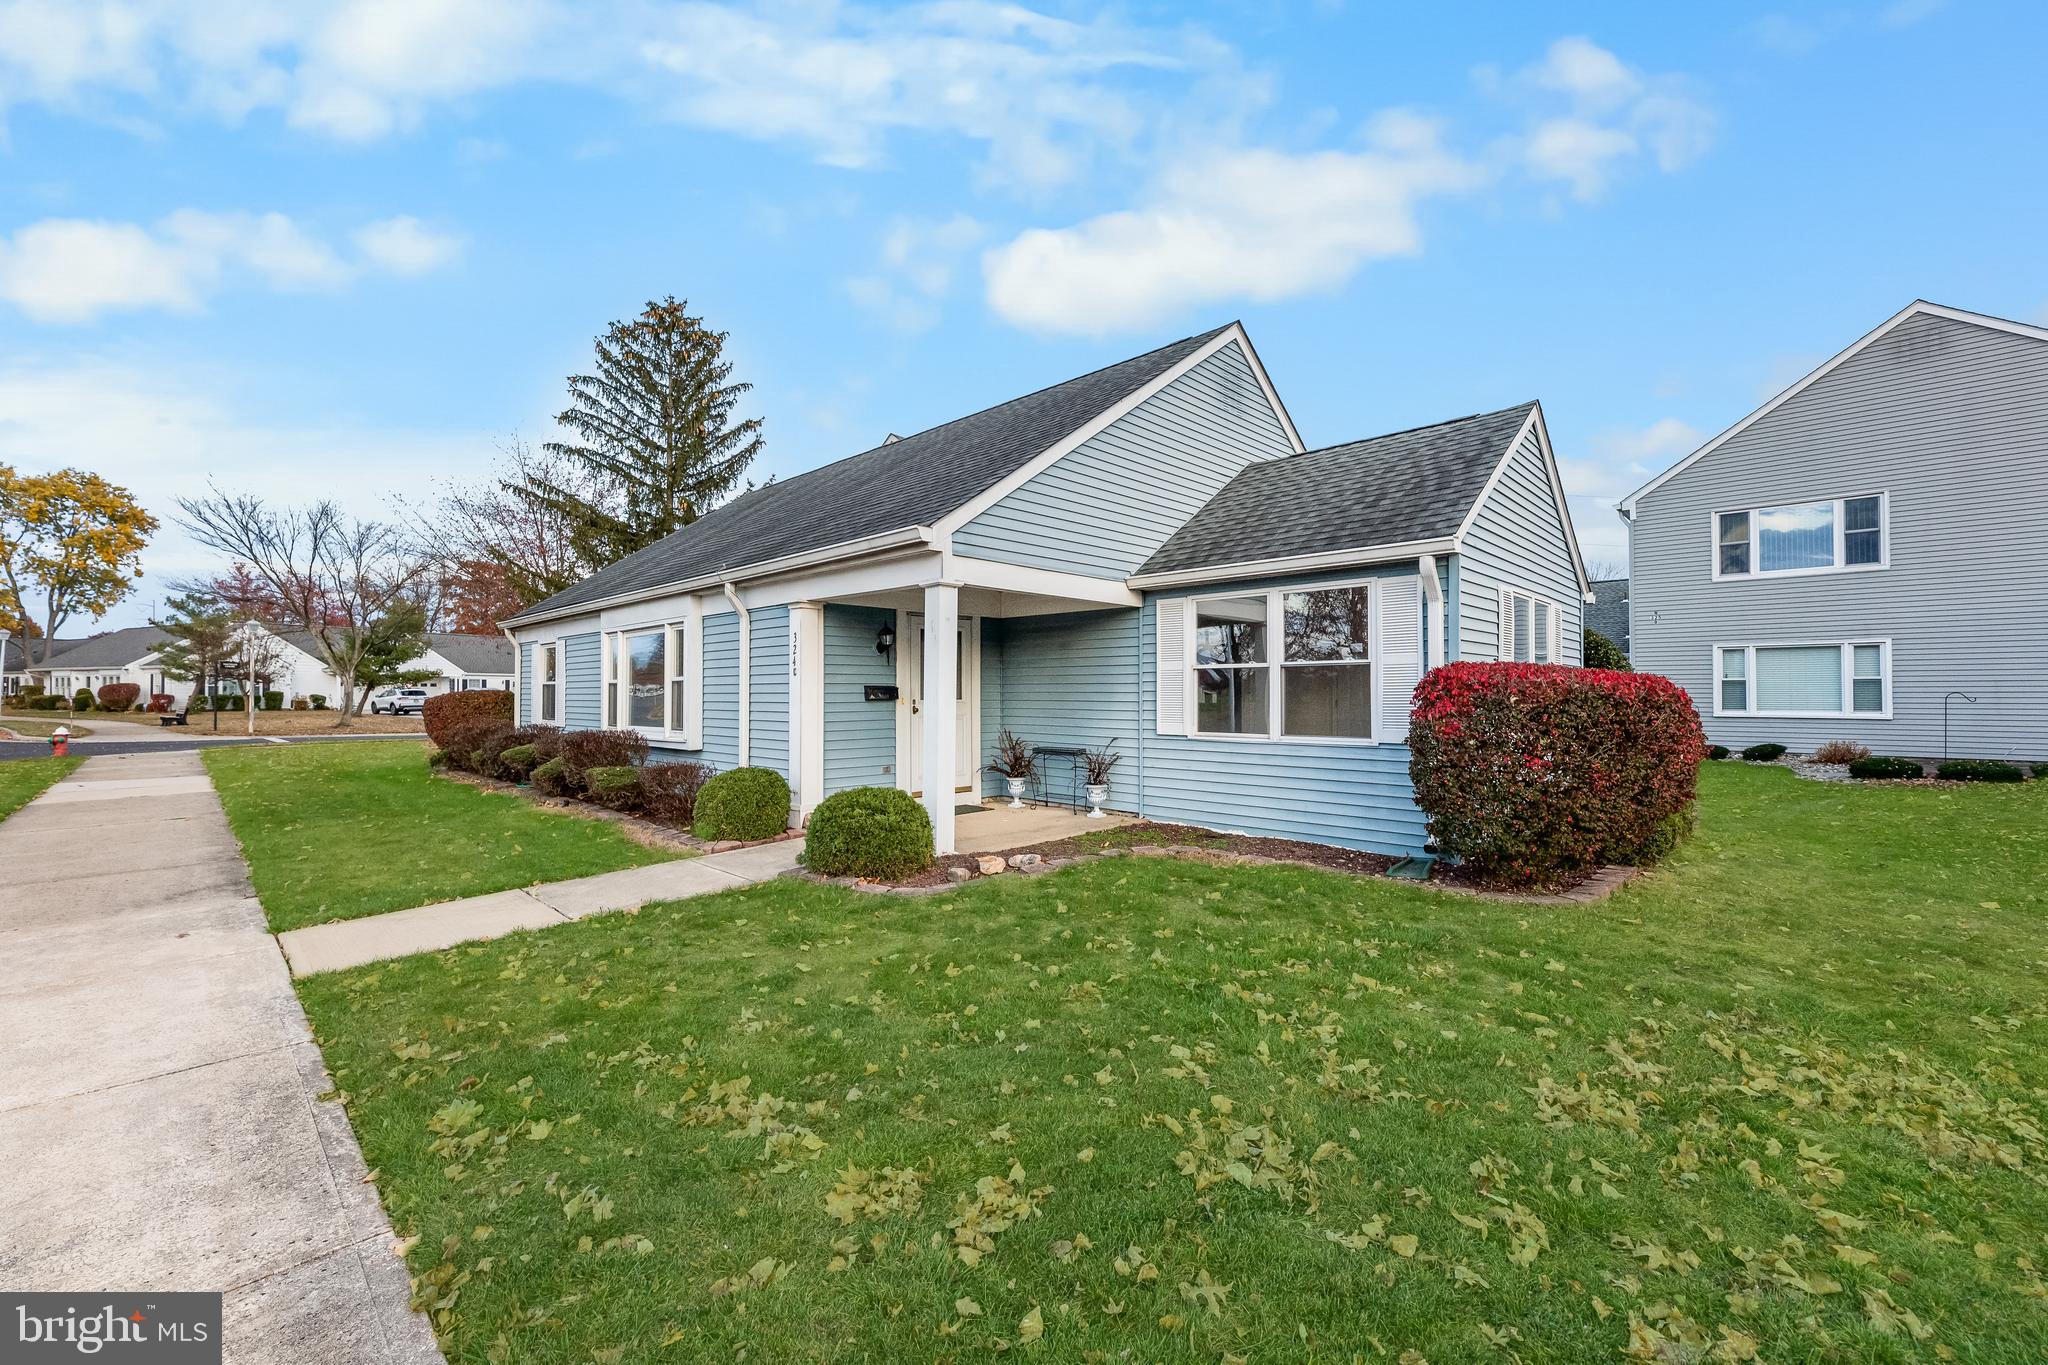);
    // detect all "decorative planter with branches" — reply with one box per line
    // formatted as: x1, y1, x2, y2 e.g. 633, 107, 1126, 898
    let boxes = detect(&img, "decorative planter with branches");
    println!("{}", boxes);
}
1082, 743, 1121, 818
985, 729, 1036, 808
